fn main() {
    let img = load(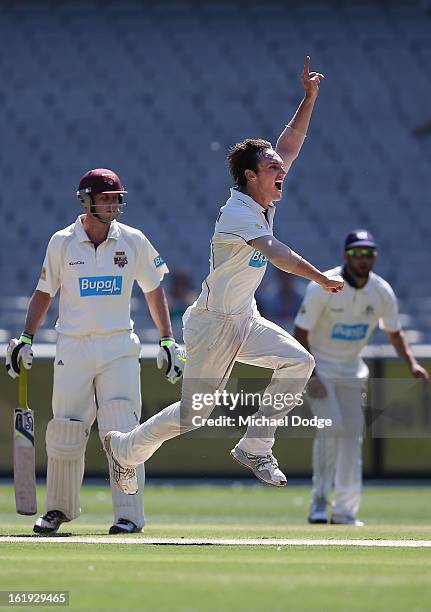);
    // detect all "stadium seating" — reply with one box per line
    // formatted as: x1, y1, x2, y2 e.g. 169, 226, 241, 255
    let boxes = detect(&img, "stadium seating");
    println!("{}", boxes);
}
1, 0, 430, 343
